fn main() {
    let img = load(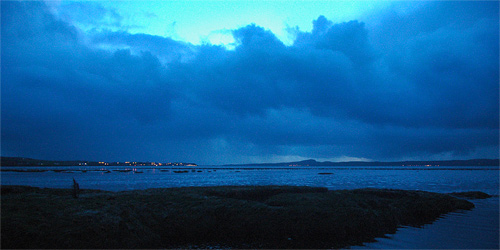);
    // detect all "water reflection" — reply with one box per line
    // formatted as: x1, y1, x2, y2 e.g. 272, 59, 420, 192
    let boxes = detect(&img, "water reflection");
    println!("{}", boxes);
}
1, 166, 498, 195
350, 197, 499, 249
